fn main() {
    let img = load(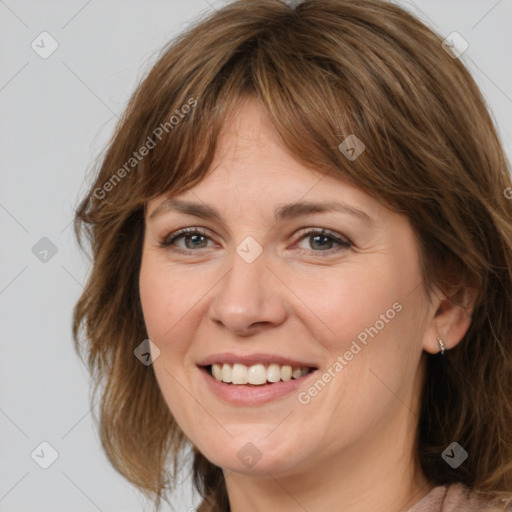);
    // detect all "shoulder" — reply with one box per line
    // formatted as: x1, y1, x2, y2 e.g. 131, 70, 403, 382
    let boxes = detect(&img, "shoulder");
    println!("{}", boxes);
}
443, 482, 505, 511
409, 482, 508, 512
